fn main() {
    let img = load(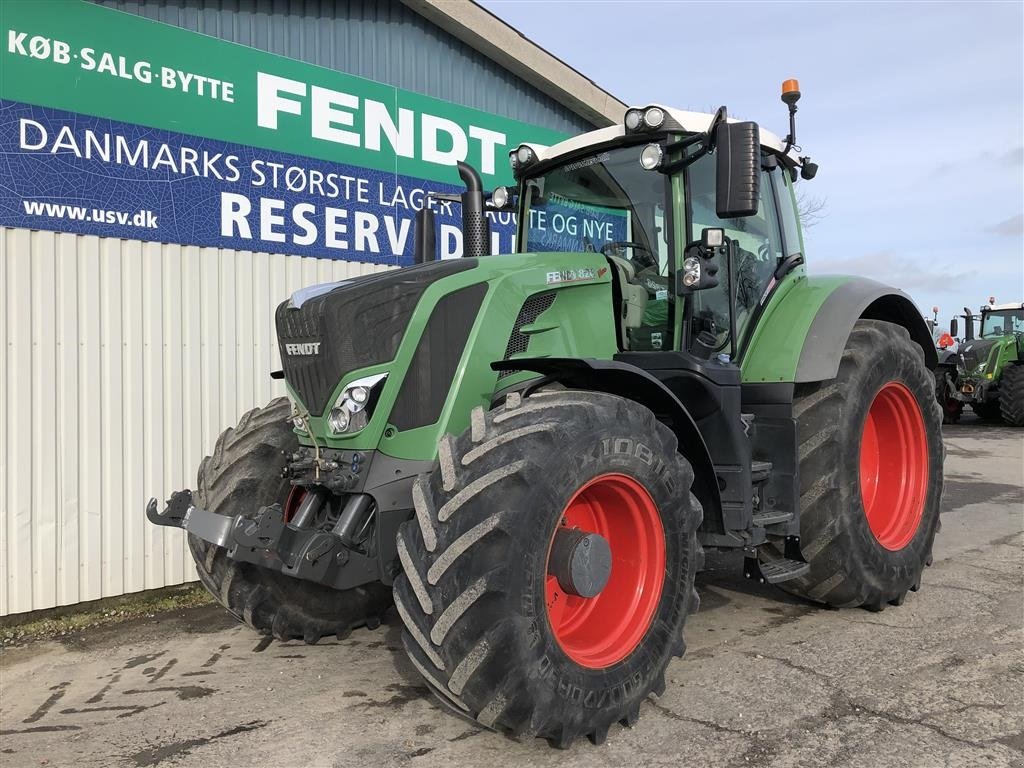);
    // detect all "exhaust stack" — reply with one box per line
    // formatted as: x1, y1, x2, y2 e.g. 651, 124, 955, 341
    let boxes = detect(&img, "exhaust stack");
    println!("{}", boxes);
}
457, 161, 490, 259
